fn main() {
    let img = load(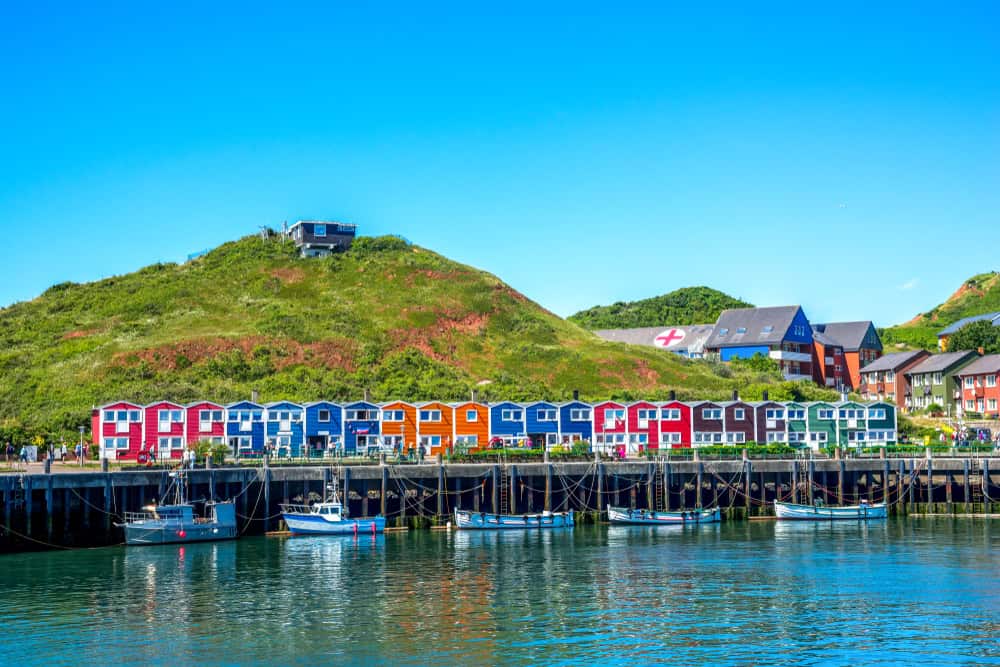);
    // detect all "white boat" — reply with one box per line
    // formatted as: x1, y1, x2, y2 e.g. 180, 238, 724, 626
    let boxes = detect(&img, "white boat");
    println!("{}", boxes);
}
280, 476, 385, 535
774, 499, 887, 521
607, 505, 720, 525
